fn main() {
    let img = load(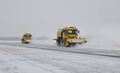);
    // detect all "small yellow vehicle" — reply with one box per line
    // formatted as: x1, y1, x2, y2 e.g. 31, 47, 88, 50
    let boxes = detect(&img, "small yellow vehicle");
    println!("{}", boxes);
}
55, 26, 87, 47
21, 33, 32, 44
